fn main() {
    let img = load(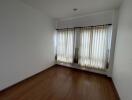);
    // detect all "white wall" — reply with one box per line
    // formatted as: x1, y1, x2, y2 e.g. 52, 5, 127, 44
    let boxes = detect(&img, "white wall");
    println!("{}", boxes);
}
112, 0, 132, 100
55, 10, 118, 77
0, 0, 54, 91
107, 9, 119, 77
56, 10, 113, 29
